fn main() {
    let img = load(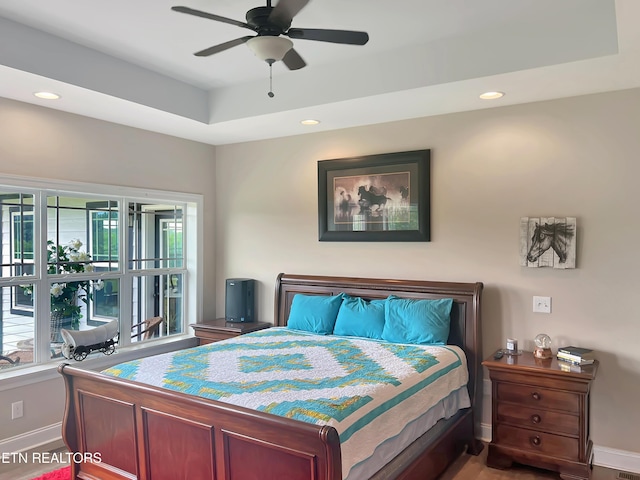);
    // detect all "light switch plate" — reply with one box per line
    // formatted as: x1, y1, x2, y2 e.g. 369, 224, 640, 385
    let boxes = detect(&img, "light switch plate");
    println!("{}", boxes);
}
533, 296, 551, 313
